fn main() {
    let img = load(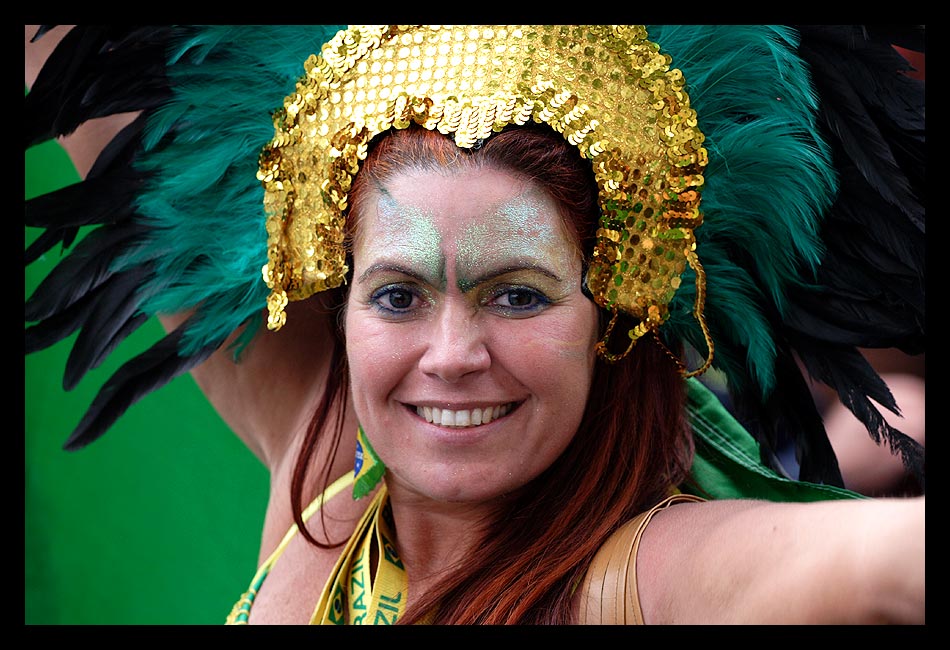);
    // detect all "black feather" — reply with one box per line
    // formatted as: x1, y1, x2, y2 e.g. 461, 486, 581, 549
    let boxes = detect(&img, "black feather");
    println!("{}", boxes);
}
826, 166, 924, 272
26, 26, 173, 148
24, 263, 149, 371
25, 24, 194, 454
86, 111, 149, 178
25, 222, 149, 322
796, 25, 925, 226
763, 25, 927, 487
24, 169, 143, 264
69, 312, 152, 390
803, 51, 920, 223
27, 26, 125, 146
62, 326, 221, 451
25, 113, 149, 263
63, 265, 157, 390
730, 347, 845, 486
25, 292, 102, 355
24, 168, 143, 230
25, 228, 70, 266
